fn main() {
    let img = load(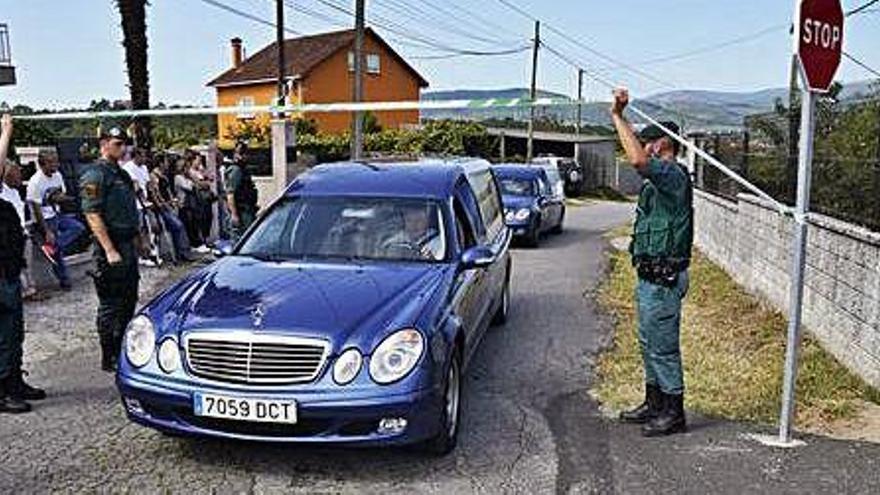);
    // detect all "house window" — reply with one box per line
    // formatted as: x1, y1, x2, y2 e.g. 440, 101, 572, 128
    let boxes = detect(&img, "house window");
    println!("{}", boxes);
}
347, 52, 381, 74
237, 96, 255, 120
366, 54, 380, 74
